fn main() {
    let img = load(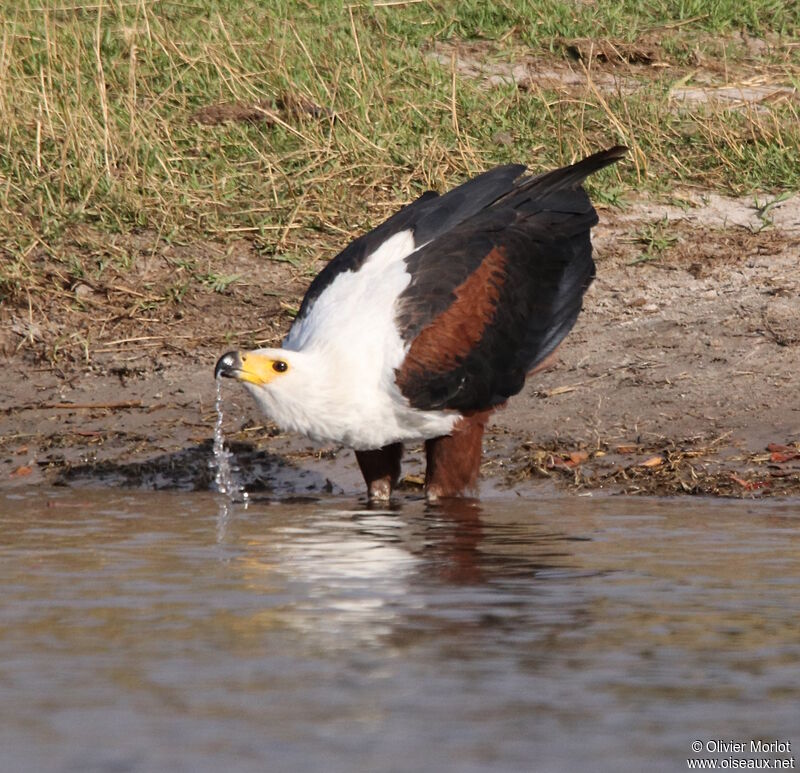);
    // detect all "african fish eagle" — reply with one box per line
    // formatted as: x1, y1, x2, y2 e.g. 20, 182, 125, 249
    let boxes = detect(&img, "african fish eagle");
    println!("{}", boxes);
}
215, 145, 627, 501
